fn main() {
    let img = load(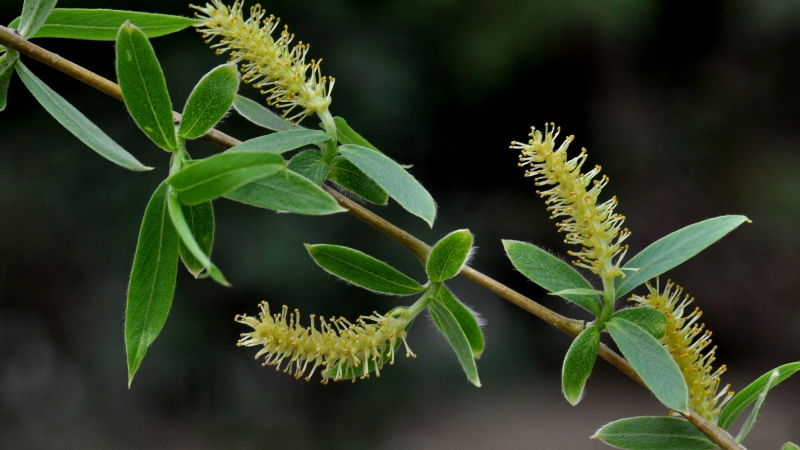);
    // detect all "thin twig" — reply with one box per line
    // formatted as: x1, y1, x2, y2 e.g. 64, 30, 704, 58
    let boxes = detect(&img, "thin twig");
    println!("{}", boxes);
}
0, 25, 743, 450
